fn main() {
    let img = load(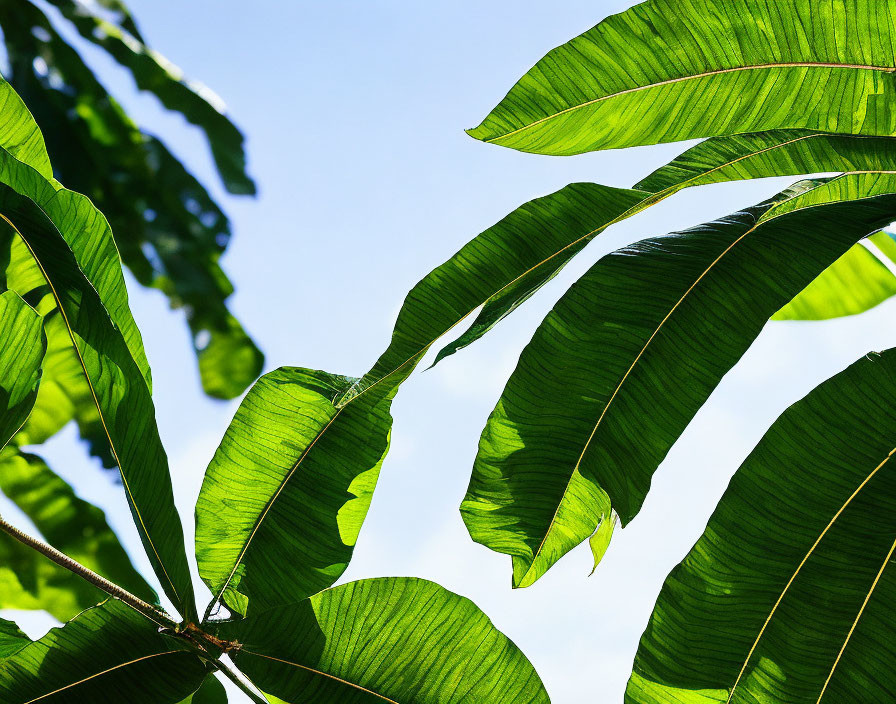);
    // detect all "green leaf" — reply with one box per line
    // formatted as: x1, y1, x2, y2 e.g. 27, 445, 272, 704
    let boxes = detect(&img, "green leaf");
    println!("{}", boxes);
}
196, 367, 393, 617
0, 76, 51, 180
0, 618, 29, 659
43, 0, 255, 195
0, 600, 206, 703
635, 131, 896, 194
177, 674, 227, 704
0, 447, 156, 607
468, 0, 896, 155
461, 175, 896, 588
0, 289, 44, 449
773, 231, 896, 320
627, 348, 896, 703
0, 181, 196, 620
0, 6, 262, 399
396, 130, 896, 369
216, 577, 549, 704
